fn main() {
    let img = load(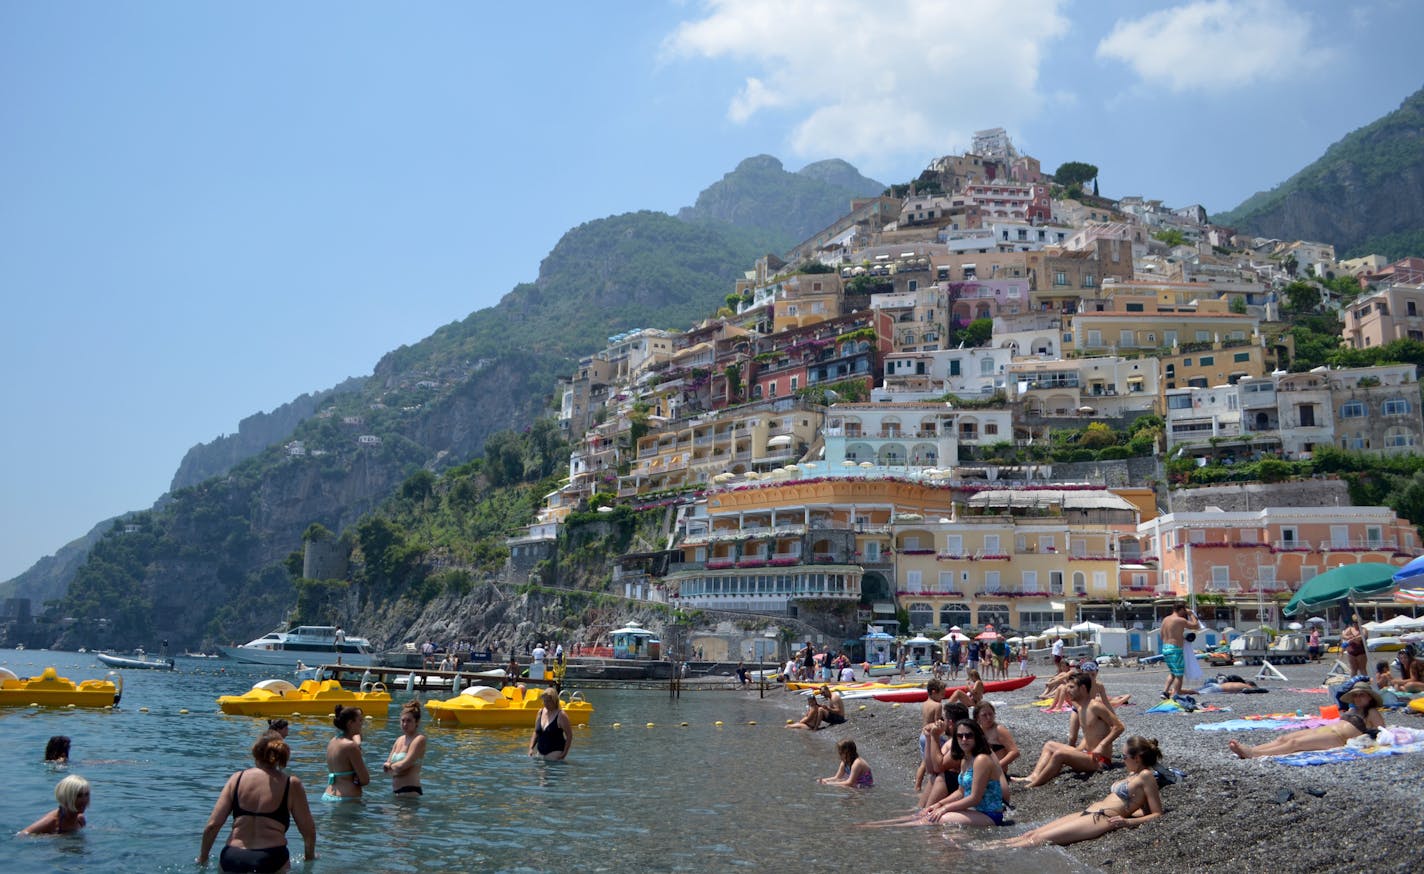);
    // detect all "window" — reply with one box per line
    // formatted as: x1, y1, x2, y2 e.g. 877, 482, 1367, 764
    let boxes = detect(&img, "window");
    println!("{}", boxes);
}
980, 357, 994, 375
1087, 330, 1102, 346
1126, 302, 1144, 312
1257, 566, 1276, 589
789, 376, 798, 391
907, 601, 932, 627
984, 422, 998, 435
1038, 535, 1055, 552
1234, 352, 1251, 362
1093, 571, 1108, 591
1196, 331, 1211, 342
1200, 355, 1214, 365
1021, 570, 1037, 591
1120, 330, 1135, 347
1367, 526, 1383, 547
1340, 401, 1366, 419
1054, 271, 1068, 286
1384, 398, 1411, 416
983, 571, 1001, 592
907, 280, 917, 292
983, 535, 1000, 554
1082, 273, 1095, 287
864, 543, 880, 561
939, 571, 956, 590
945, 535, 963, 555
768, 382, 777, 398
1410, 301, 1418, 316
905, 571, 922, 592
950, 359, 961, 376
